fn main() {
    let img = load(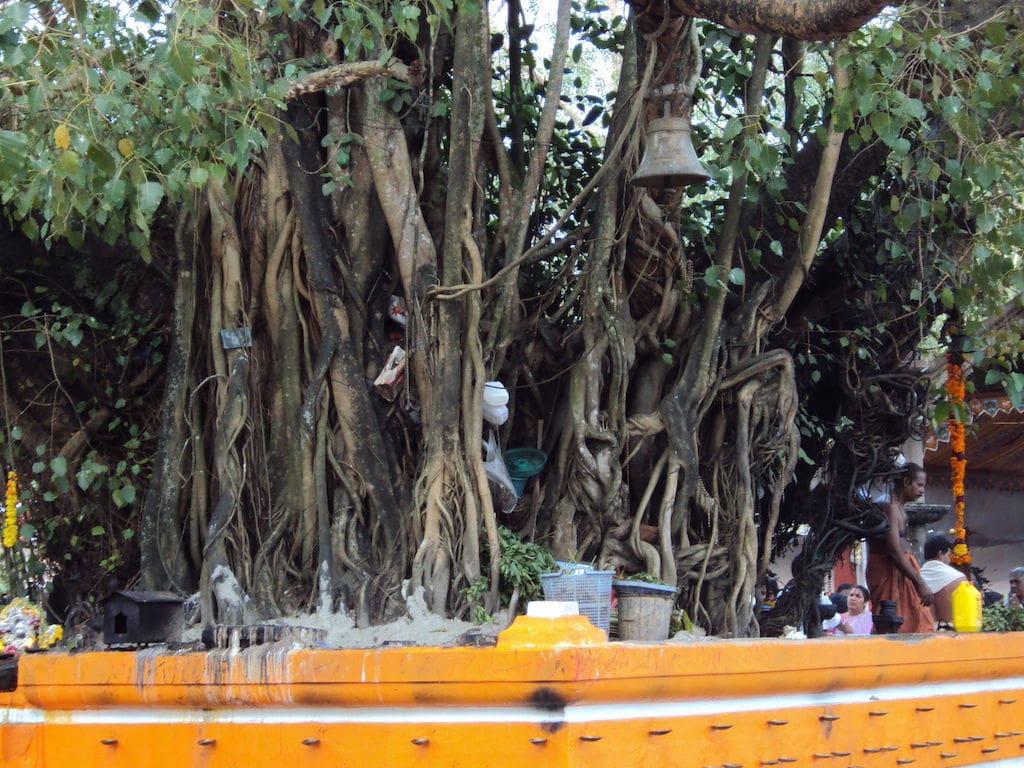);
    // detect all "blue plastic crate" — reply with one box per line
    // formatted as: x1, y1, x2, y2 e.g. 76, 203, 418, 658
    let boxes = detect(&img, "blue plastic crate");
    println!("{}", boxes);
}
540, 570, 614, 633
